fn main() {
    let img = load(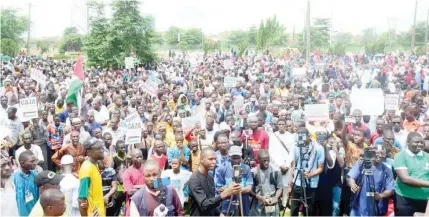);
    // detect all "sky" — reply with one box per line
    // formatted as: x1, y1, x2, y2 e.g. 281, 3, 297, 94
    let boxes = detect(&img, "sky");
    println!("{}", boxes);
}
2, 0, 429, 38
